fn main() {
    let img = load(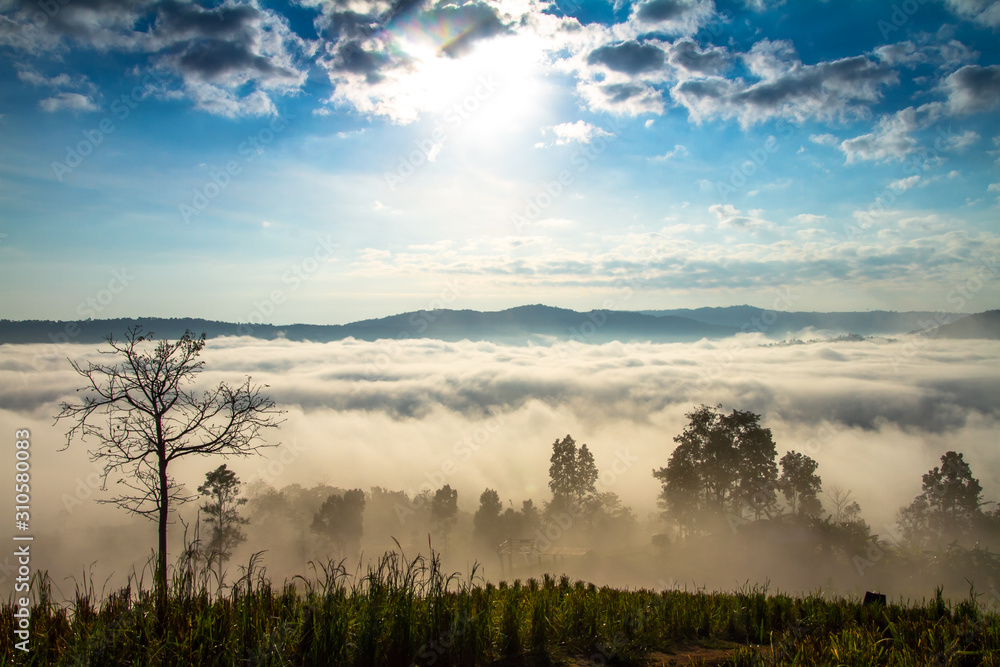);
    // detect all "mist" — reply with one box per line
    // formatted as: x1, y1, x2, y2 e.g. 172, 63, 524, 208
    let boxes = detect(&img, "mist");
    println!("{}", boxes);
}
2, 333, 999, 603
